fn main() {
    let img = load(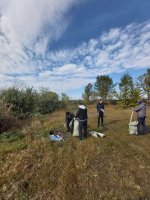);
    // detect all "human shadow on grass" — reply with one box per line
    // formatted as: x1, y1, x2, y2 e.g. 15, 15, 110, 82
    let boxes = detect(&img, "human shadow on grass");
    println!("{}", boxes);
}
105, 119, 121, 125
90, 126, 109, 133
146, 125, 150, 134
